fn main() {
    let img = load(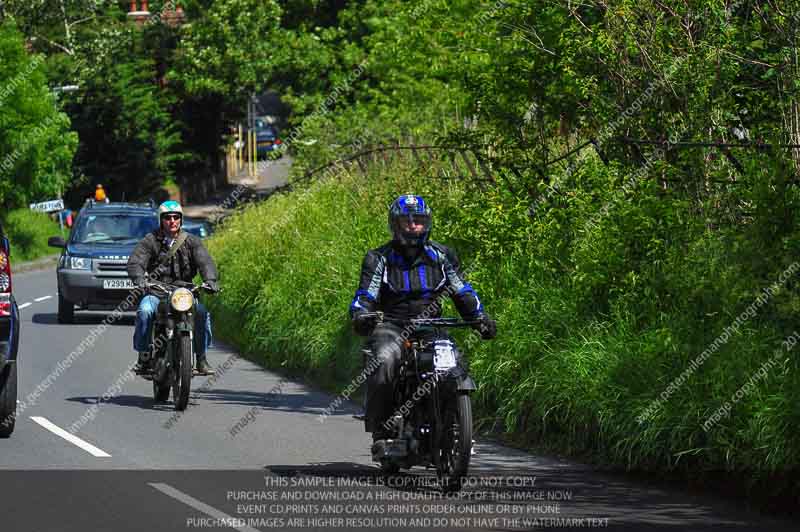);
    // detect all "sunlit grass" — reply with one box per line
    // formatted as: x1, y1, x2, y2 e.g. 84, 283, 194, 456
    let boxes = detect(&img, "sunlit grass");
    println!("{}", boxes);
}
2, 208, 63, 262
206, 154, 800, 483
